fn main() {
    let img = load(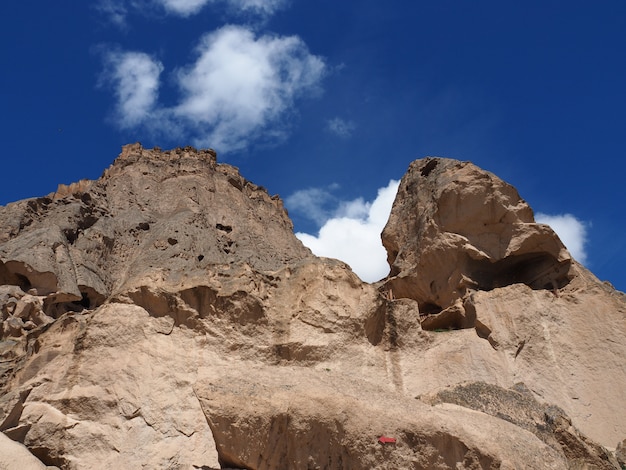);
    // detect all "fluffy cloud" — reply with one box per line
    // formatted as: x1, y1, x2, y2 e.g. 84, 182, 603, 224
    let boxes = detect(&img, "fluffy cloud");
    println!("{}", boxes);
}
173, 26, 325, 150
100, 50, 163, 128
535, 213, 589, 264
326, 117, 356, 138
294, 180, 400, 283
100, 26, 325, 152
